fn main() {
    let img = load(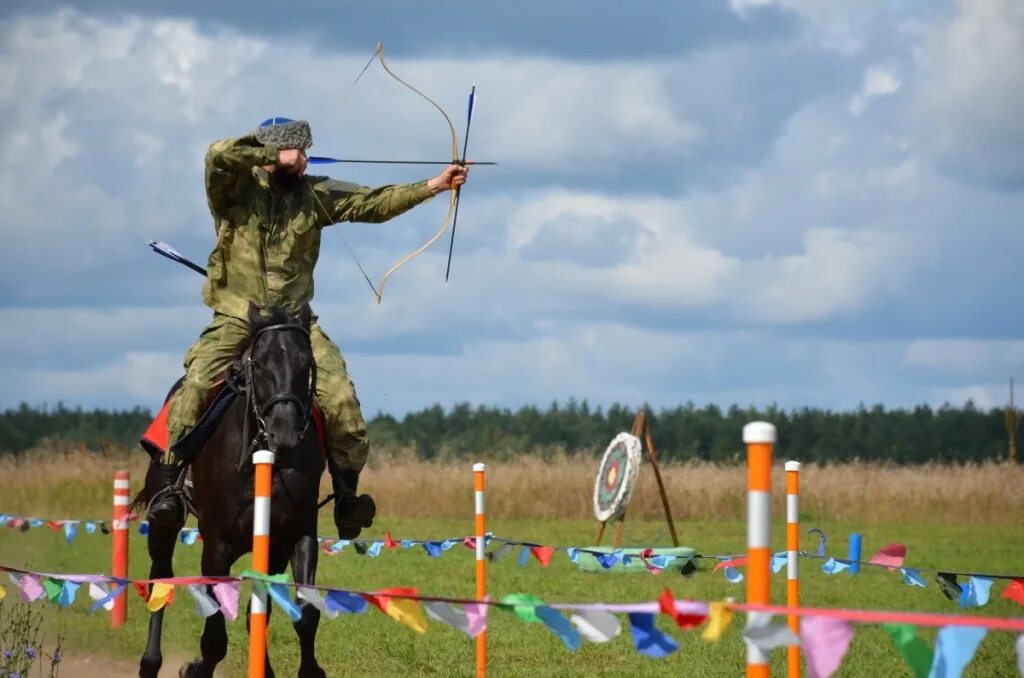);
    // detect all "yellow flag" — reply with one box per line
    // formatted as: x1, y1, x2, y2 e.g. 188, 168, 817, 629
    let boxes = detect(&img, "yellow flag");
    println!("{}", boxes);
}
385, 598, 428, 634
147, 582, 174, 612
701, 601, 734, 642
